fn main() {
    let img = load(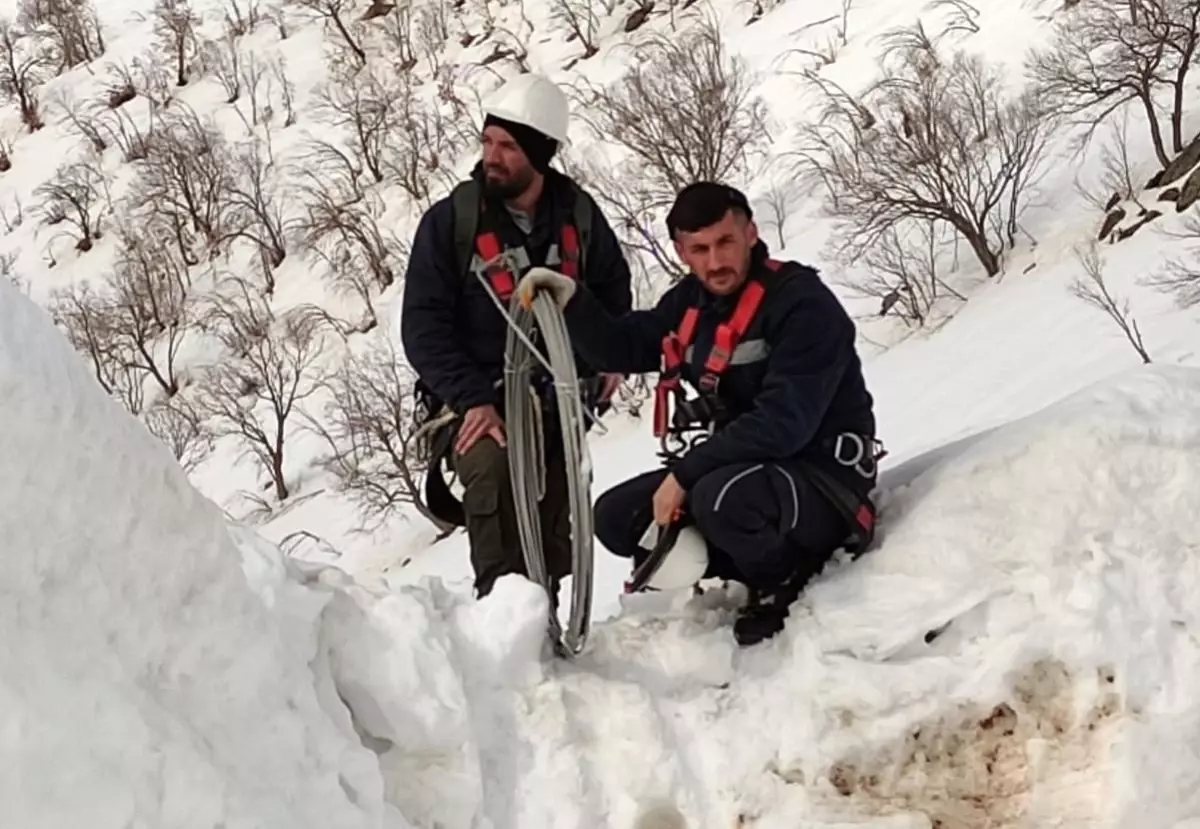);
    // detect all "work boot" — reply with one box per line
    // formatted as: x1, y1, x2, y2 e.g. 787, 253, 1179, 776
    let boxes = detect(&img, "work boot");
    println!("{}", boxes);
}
732, 570, 806, 647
